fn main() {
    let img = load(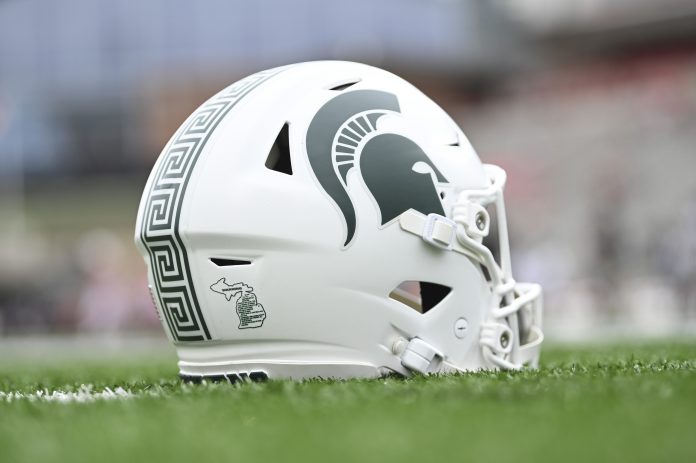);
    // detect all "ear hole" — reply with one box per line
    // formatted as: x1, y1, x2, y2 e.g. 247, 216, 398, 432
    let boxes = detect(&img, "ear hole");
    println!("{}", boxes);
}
389, 281, 452, 314
210, 258, 251, 267
265, 123, 293, 175
329, 80, 360, 91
